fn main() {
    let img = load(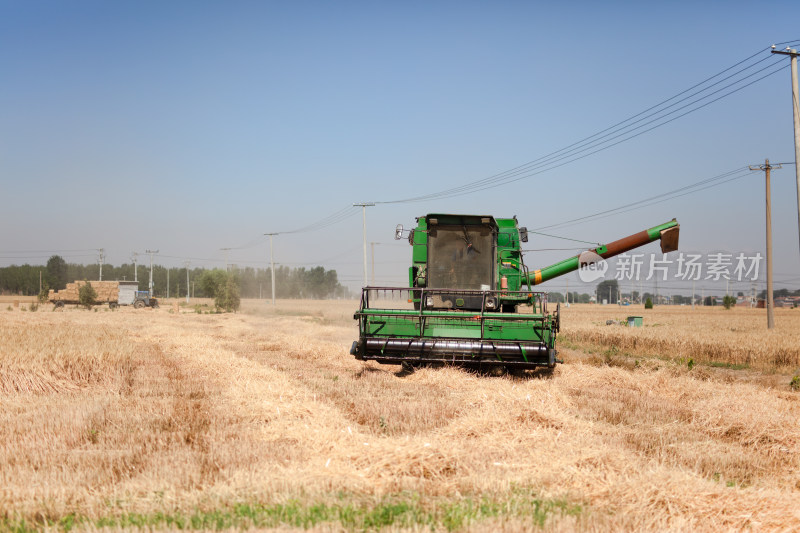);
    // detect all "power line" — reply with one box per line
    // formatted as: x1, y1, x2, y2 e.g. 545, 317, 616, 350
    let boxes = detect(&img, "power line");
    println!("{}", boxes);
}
374, 44, 791, 204
0, 248, 97, 255
533, 166, 757, 231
